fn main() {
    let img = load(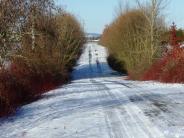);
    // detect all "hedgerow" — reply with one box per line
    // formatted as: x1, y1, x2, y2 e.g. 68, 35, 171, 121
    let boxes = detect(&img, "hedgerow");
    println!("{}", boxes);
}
0, 0, 85, 116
